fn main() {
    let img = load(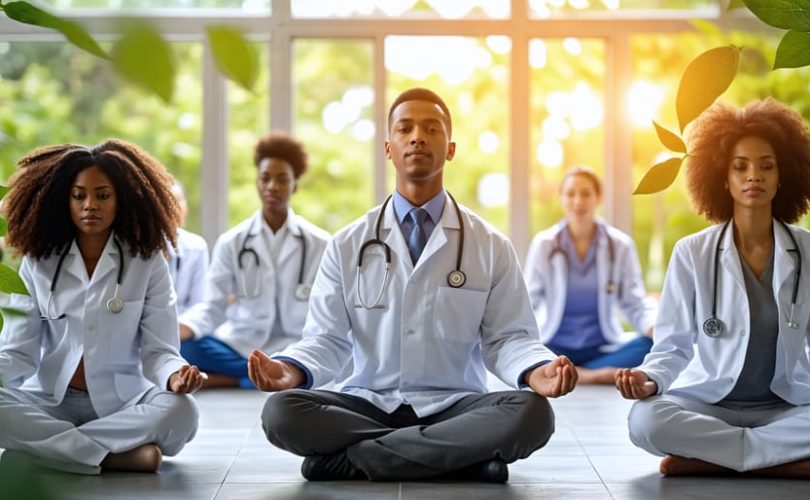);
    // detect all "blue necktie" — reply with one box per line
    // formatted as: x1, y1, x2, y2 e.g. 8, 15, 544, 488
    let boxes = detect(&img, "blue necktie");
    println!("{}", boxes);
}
407, 207, 429, 264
